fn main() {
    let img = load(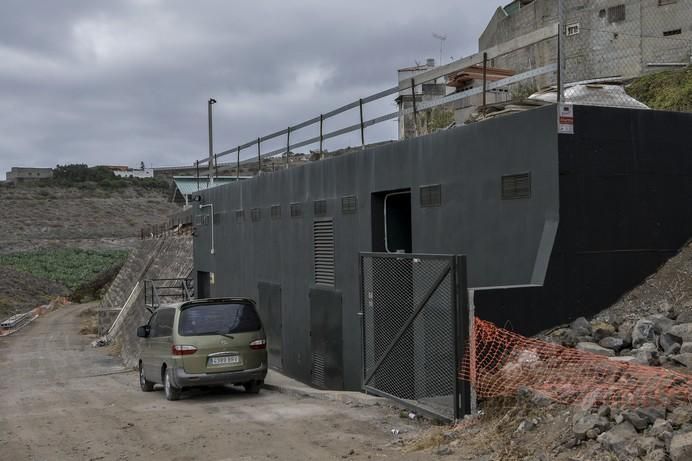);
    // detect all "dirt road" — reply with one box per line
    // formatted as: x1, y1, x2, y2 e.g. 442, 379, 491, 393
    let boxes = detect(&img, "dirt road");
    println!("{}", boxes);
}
0, 304, 434, 461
